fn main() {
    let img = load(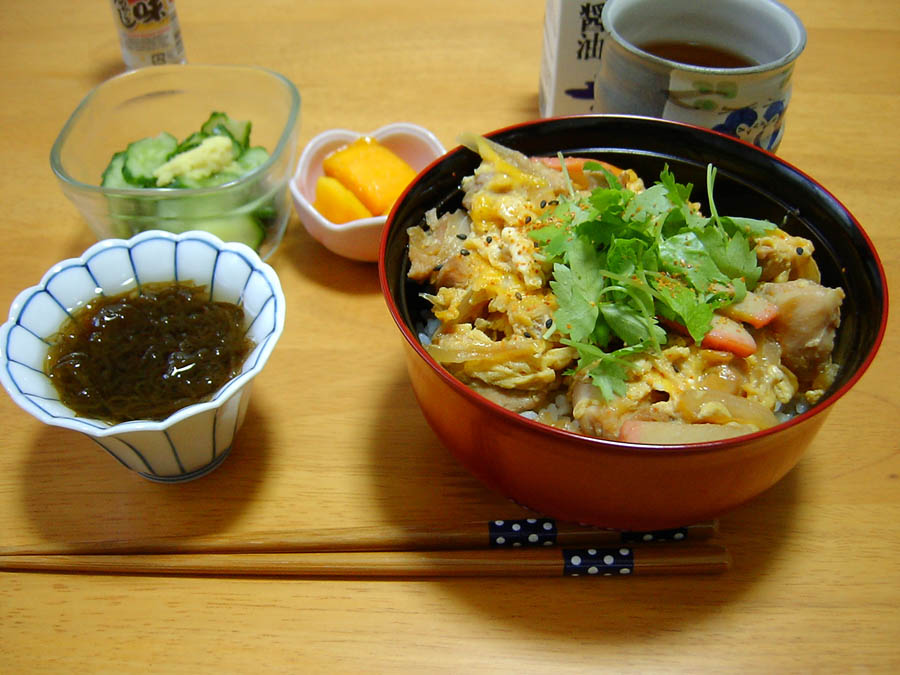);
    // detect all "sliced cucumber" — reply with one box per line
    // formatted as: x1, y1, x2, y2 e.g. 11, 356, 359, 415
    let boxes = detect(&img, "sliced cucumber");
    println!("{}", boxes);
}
100, 151, 129, 188
101, 151, 152, 236
122, 132, 178, 187
197, 170, 244, 187
191, 215, 265, 250
235, 146, 270, 173
167, 174, 204, 190
253, 202, 278, 222
174, 131, 208, 155
200, 112, 251, 149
